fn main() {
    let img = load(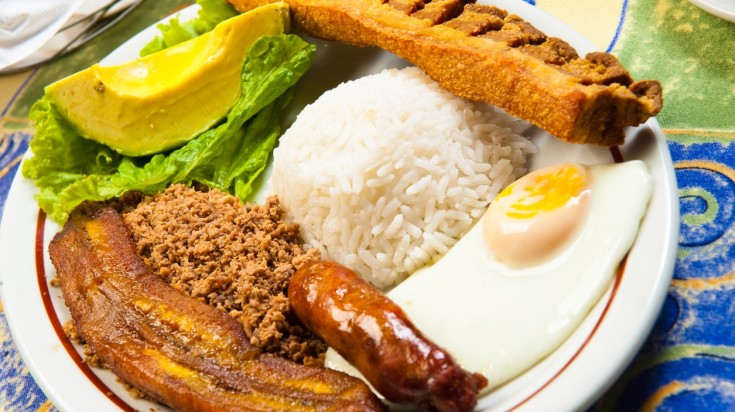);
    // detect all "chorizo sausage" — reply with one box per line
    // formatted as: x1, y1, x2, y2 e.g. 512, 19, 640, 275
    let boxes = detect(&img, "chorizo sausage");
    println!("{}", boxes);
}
289, 260, 488, 412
